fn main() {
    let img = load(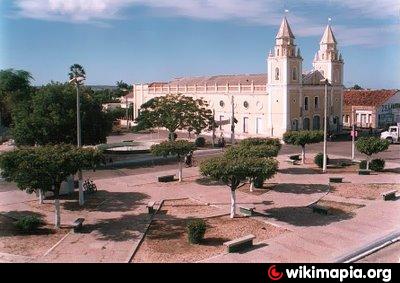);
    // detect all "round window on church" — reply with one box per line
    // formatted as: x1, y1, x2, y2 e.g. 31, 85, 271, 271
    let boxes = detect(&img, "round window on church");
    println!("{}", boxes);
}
243, 101, 249, 109
219, 100, 225, 108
